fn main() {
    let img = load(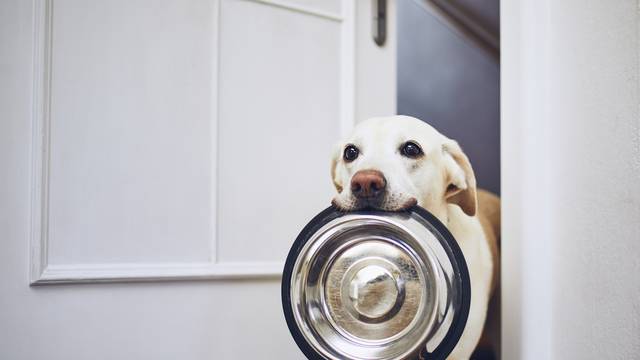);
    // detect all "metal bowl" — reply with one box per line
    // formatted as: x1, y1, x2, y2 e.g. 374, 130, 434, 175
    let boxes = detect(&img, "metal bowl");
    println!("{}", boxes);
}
281, 206, 470, 360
